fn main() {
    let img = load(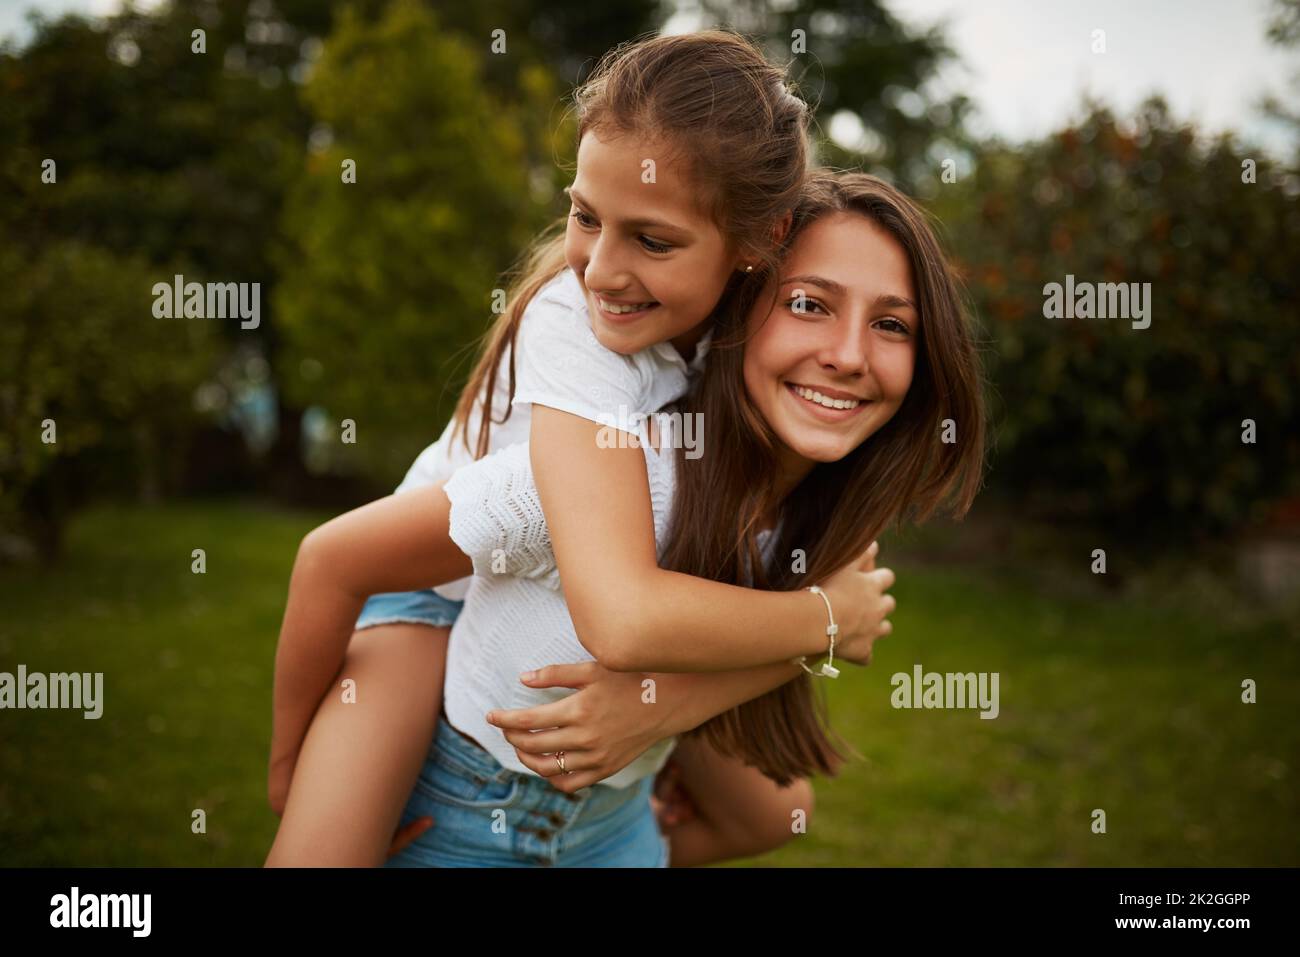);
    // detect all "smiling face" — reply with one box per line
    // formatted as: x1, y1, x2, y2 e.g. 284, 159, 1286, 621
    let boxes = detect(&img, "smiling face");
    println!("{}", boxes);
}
564, 128, 745, 357
743, 211, 919, 484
